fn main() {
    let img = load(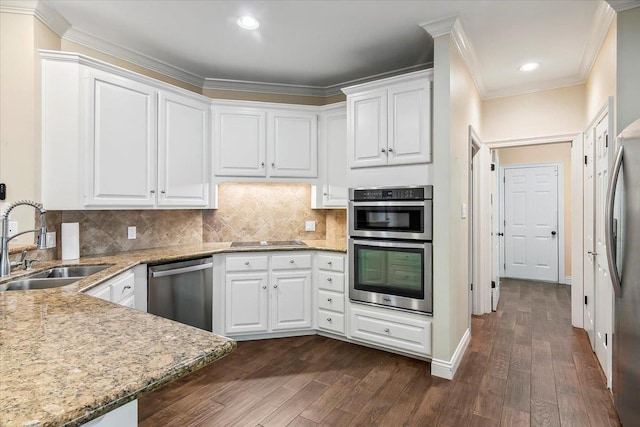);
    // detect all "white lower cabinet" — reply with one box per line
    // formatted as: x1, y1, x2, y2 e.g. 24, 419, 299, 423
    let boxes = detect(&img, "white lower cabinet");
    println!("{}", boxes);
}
81, 399, 137, 427
223, 252, 312, 336
85, 269, 136, 307
316, 253, 347, 336
349, 304, 432, 356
